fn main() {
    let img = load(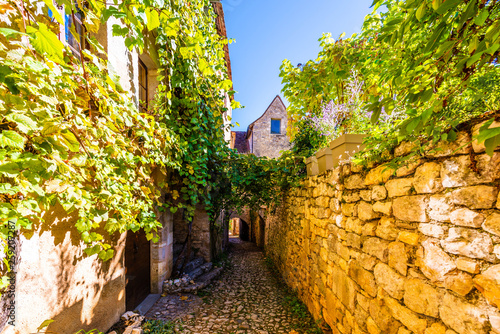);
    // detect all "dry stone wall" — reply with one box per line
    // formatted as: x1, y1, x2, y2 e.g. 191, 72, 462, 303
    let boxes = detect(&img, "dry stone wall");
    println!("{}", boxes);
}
265, 135, 500, 334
